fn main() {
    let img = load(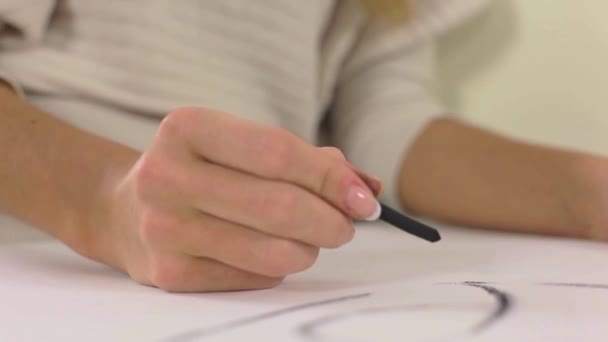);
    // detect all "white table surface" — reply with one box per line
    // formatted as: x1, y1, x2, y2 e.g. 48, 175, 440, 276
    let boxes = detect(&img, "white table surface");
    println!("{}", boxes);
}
2, 217, 608, 342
